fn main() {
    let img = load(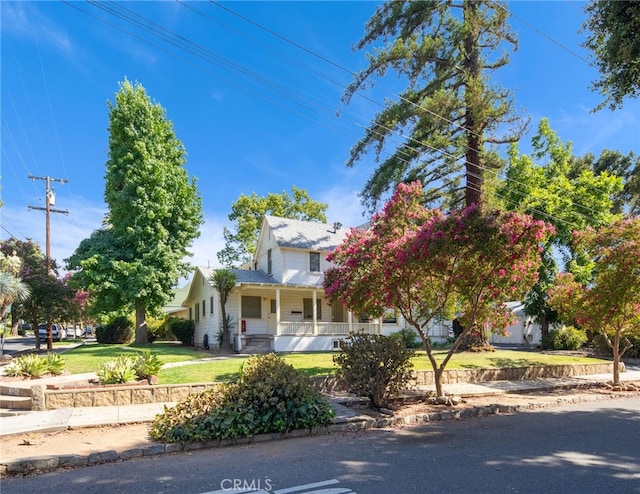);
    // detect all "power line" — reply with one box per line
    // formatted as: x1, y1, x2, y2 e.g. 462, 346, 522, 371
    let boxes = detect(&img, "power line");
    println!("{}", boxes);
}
489, 0, 593, 67
58, 1, 624, 238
